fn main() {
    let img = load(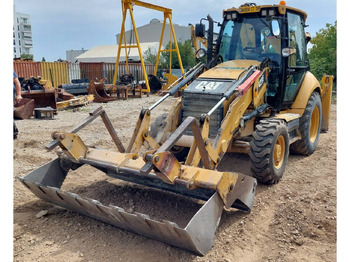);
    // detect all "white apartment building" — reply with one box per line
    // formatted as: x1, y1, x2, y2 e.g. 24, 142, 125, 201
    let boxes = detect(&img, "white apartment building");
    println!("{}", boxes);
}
13, 6, 33, 58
